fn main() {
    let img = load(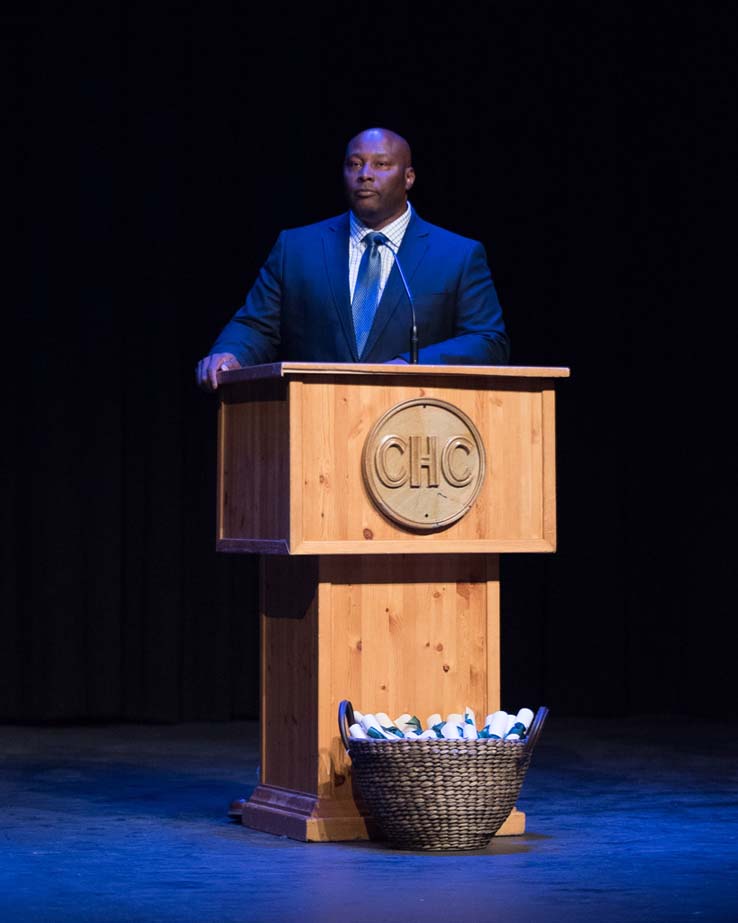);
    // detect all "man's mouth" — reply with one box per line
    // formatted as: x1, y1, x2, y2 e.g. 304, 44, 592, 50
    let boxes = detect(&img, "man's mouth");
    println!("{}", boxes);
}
355, 190, 378, 198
